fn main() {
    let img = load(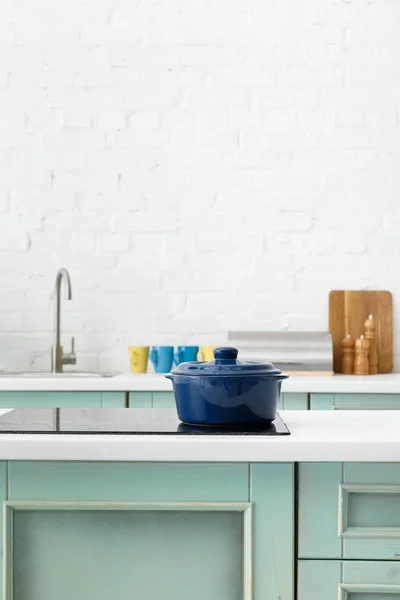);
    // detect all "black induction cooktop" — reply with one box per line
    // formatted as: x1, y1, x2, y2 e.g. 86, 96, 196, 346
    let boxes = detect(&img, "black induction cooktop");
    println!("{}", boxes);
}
0, 408, 290, 436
